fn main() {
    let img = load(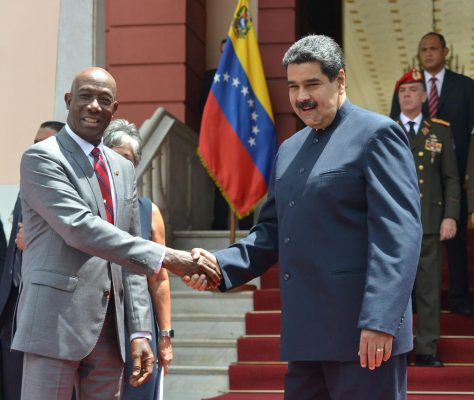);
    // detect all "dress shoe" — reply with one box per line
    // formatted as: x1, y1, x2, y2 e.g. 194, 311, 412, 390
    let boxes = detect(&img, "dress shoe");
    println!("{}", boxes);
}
415, 355, 443, 367
449, 305, 474, 316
